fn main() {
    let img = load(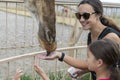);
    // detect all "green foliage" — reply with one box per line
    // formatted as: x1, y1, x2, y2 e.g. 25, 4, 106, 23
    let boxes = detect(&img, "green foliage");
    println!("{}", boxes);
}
49, 72, 55, 80
18, 71, 90, 80
56, 71, 63, 80
81, 73, 91, 80
49, 71, 72, 80
34, 75, 41, 80
20, 73, 41, 80
21, 73, 32, 80
64, 74, 72, 80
